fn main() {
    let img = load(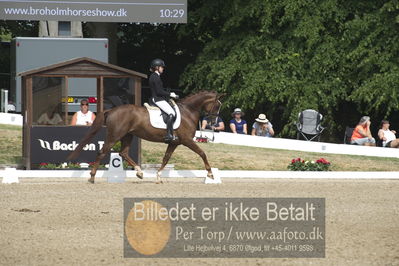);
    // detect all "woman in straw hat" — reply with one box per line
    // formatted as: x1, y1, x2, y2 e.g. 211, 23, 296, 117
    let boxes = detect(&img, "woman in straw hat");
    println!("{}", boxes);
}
251, 113, 274, 137
229, 108, 247, 134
